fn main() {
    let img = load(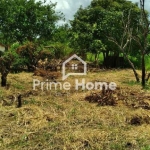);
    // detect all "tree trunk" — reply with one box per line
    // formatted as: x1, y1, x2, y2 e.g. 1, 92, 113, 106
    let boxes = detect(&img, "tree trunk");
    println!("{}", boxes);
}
102, 52, 106, 66
80, 50, 86, 60
27, 64, 34, 72
146, 73, 150, 81
103, 51, 109, 67
4, 44, 9, 51
123, 52, 140, 82
1, 74, 7, 87
141, 53, 145, 87
102, 52, 106, 60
